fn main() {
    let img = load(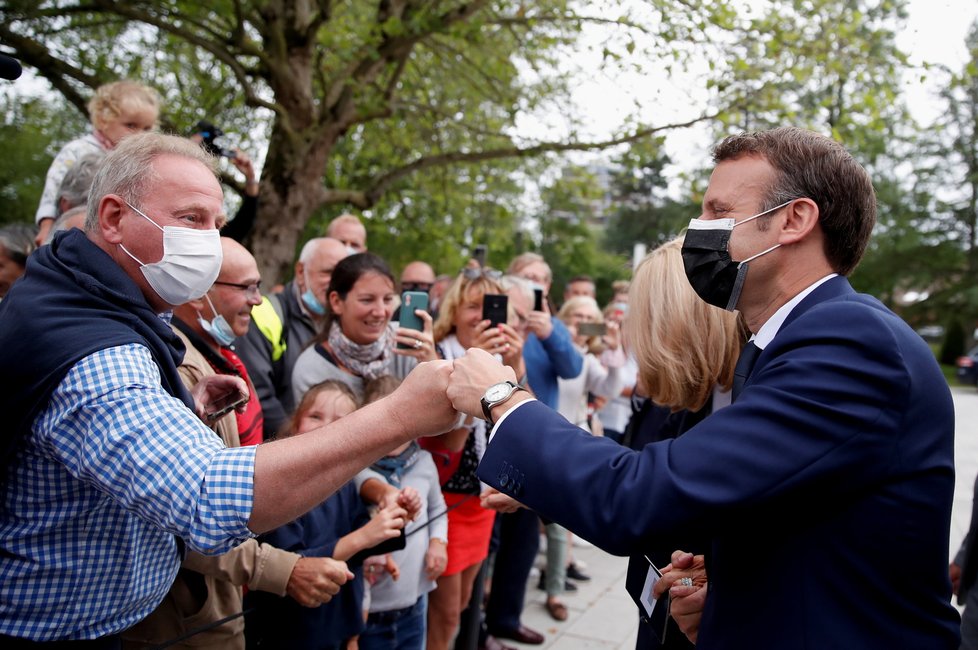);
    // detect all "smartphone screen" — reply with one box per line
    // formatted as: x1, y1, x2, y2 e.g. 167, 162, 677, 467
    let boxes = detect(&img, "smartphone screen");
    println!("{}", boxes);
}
482, 293, 508, 328
577, 322, 607, 337
533, 287, 544, 312
397, 291, 429, 349
205, 389, 247, 422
